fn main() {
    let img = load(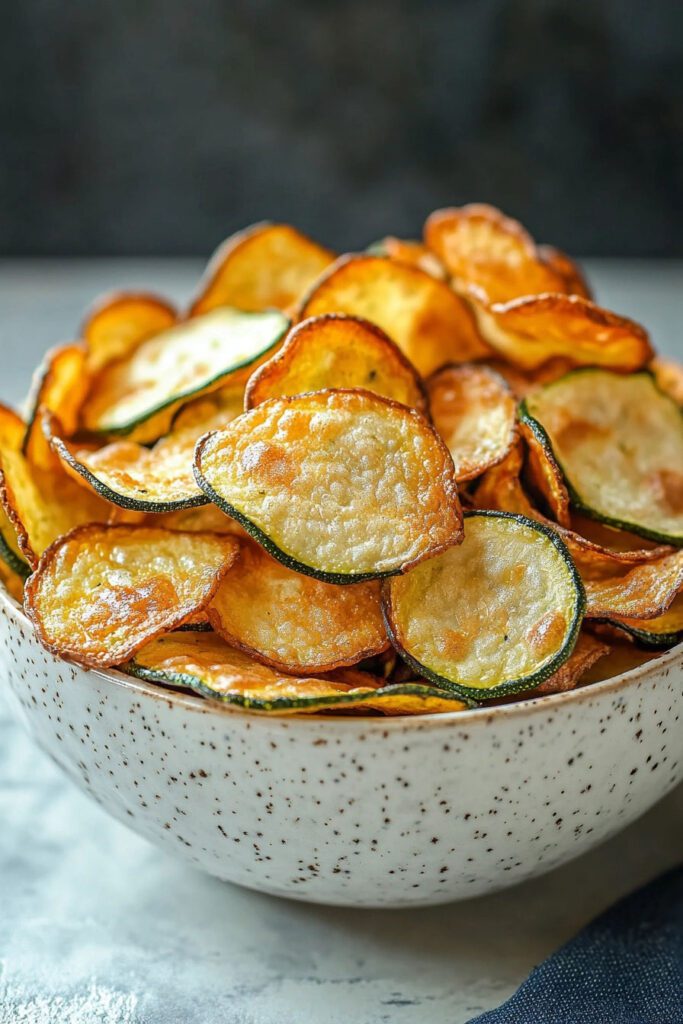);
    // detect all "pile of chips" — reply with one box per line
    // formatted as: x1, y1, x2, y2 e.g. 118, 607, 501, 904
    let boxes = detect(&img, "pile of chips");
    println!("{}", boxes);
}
2, 205, 681, 715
